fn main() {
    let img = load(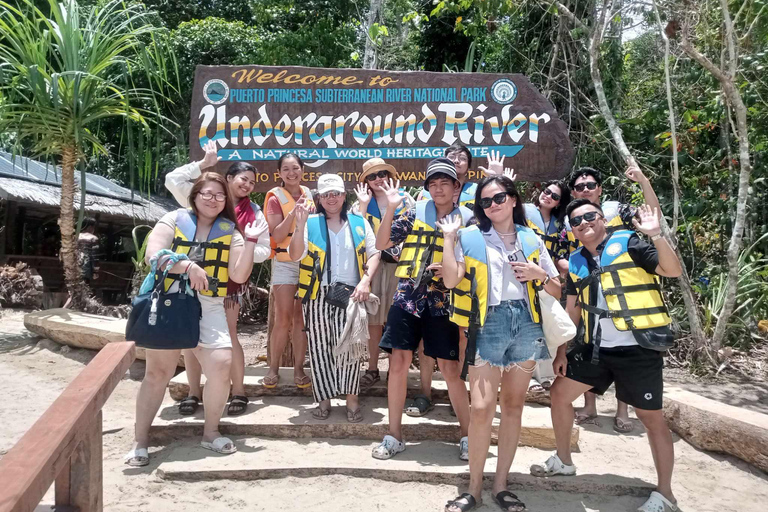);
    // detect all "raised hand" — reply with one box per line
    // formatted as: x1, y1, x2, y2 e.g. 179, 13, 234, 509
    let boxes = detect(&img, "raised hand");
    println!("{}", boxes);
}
632, 204, 661, 237
380, 178, 402, 210
293, 200, 310, 225
244, 216, 269, 240
478, 149, 505, 176
503, 167, 517, 181
354, 183, 371, 207
200, 140, 221, 170
436, 214, 462, 239
625, 164, 648, 184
